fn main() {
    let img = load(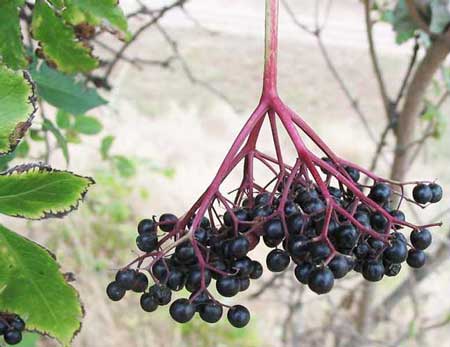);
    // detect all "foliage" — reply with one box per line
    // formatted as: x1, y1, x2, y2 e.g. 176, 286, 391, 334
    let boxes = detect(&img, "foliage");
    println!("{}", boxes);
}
0, 0, 128, 345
